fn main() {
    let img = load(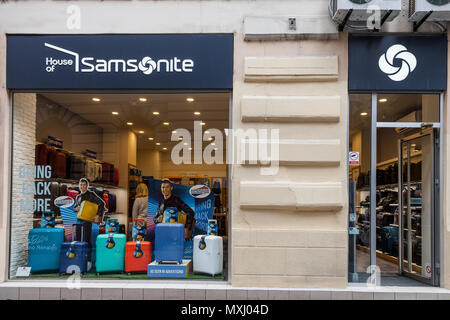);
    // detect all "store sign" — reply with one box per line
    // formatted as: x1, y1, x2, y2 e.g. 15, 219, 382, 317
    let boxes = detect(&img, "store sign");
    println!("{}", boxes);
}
349, 35, 447, 92
7, 34, 233, 90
